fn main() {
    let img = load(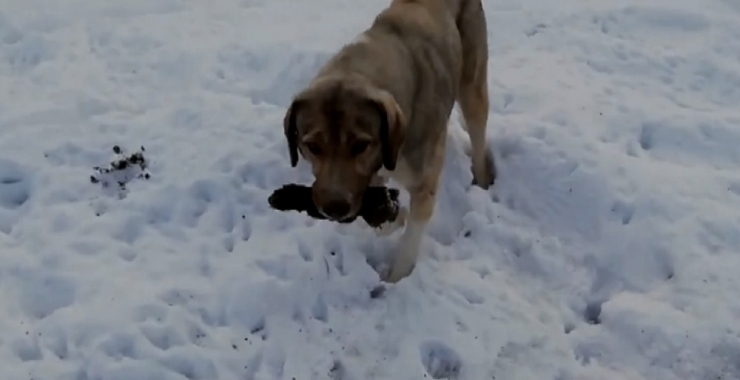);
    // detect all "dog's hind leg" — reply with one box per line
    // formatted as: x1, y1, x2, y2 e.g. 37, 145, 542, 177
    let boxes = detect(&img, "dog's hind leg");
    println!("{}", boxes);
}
456, 0, 495, 188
